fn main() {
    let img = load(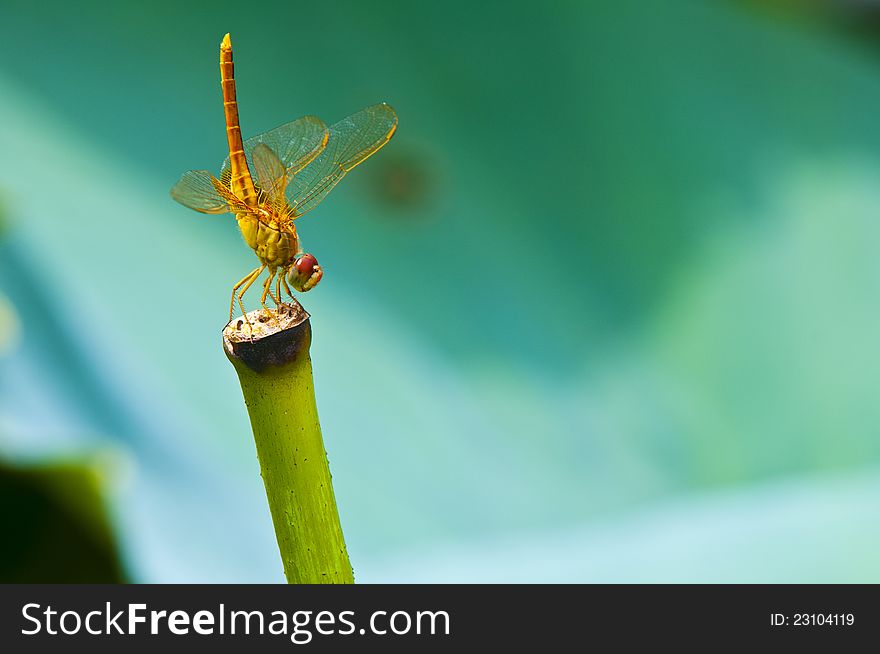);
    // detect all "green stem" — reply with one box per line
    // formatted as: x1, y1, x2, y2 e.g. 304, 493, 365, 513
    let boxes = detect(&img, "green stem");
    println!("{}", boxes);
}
223, 302, 353, 584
